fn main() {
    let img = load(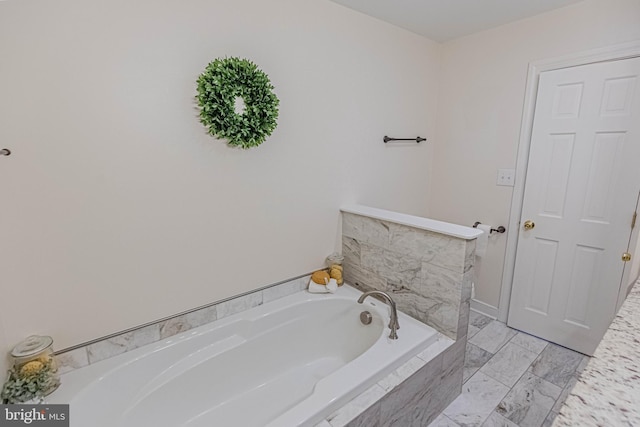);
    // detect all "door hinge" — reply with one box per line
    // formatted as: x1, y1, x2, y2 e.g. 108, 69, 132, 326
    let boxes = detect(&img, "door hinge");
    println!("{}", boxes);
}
633, 211, 637, 229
